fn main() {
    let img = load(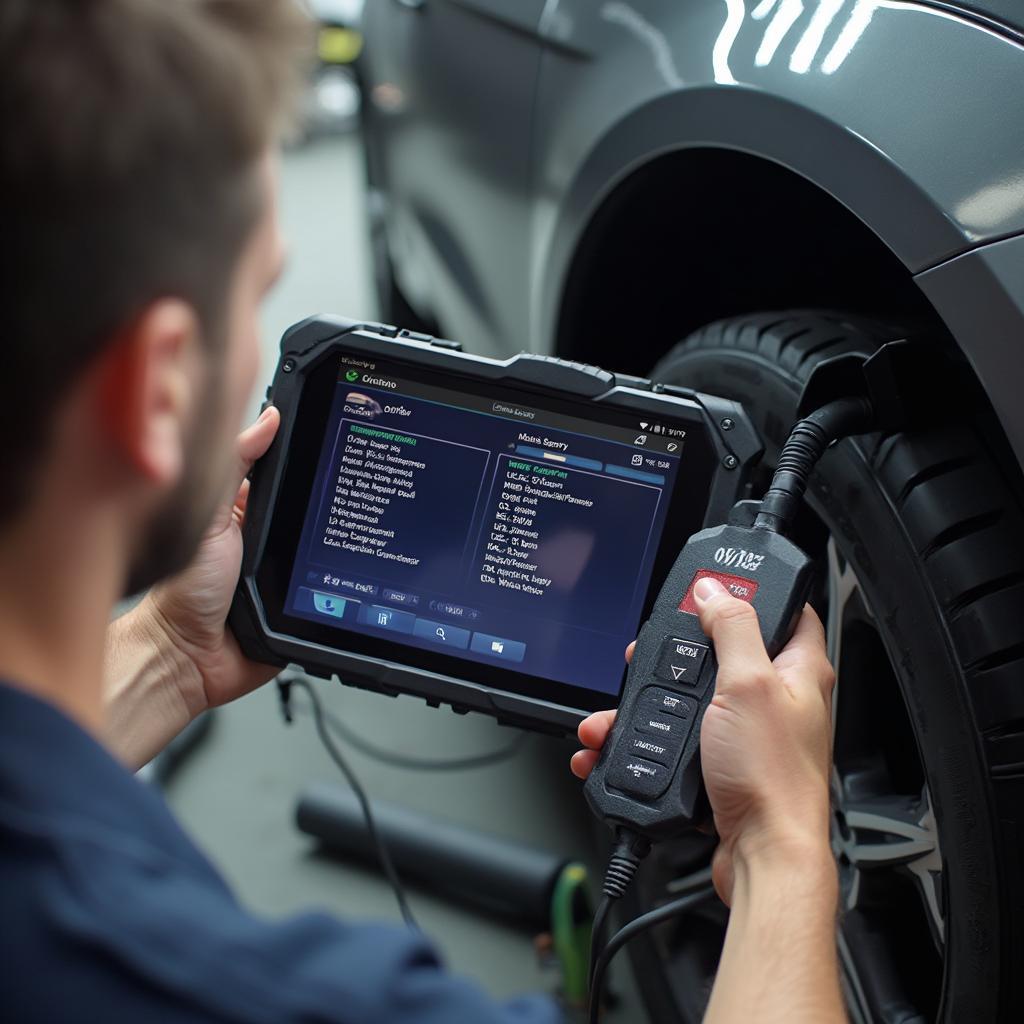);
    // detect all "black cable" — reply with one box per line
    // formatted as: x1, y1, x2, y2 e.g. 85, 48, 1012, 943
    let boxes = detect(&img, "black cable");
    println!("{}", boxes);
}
588, 830, 650, 991
314, 702, 530, 771
278, 677, 418, 930
588, 885, 716, 1024
588, 896, 613, 988
754, 396, 874, 534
